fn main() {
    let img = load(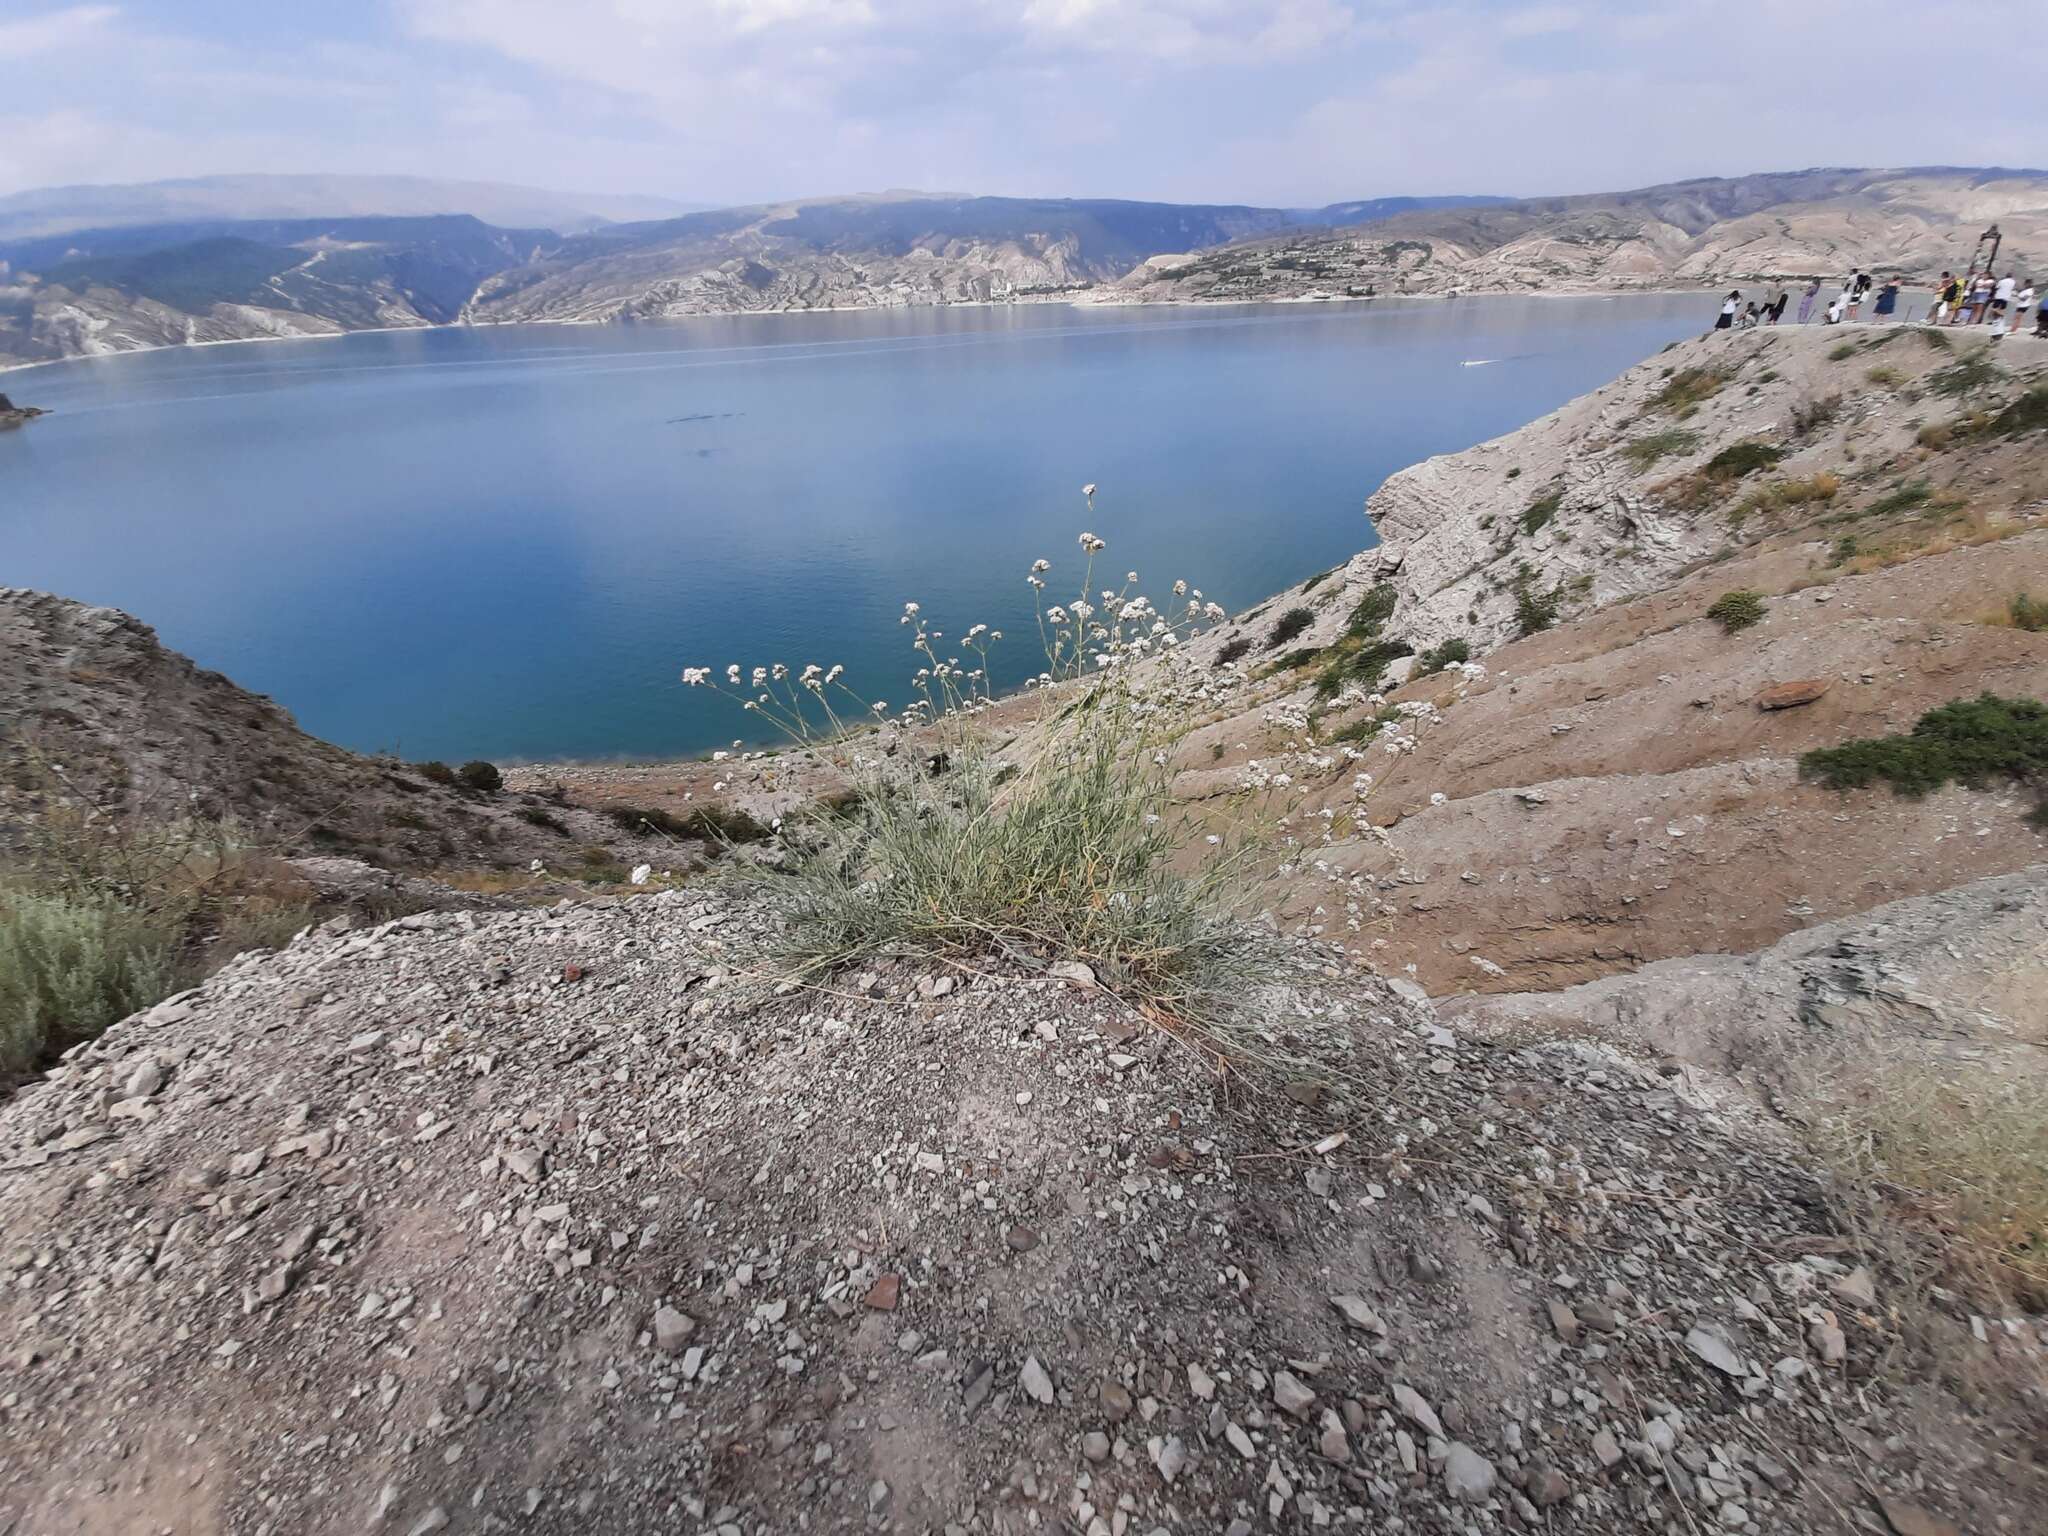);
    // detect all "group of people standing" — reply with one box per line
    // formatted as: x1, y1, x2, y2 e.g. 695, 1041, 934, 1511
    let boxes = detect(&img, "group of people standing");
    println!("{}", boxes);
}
1929, 270, 2042, 336
1715, 269, 2044, 335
